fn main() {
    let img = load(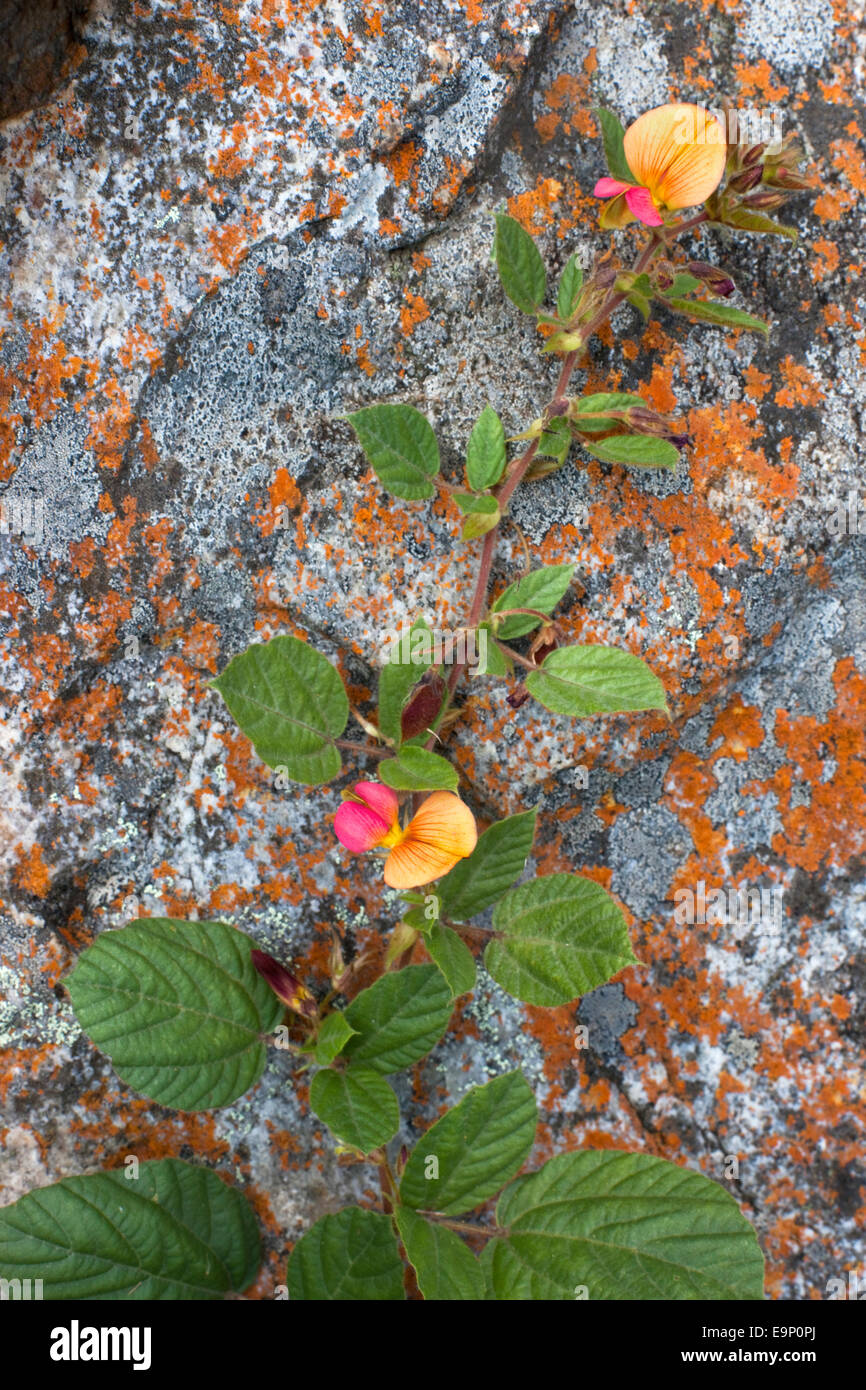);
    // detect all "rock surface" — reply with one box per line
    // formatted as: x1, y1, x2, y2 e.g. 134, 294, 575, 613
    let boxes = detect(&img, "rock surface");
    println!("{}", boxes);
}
1, 0, 864, 1300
